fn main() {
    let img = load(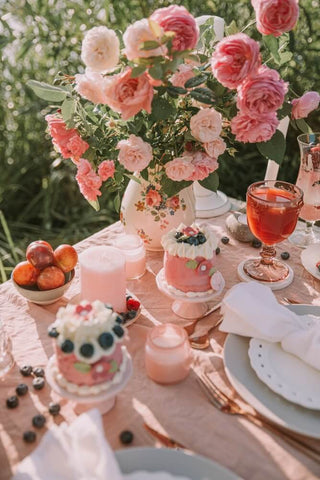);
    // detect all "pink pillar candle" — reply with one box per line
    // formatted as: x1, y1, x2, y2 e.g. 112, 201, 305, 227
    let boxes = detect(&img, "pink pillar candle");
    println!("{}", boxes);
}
114, 234, 146, 280
145, 323, 192, 384
79, 246, 126, 313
